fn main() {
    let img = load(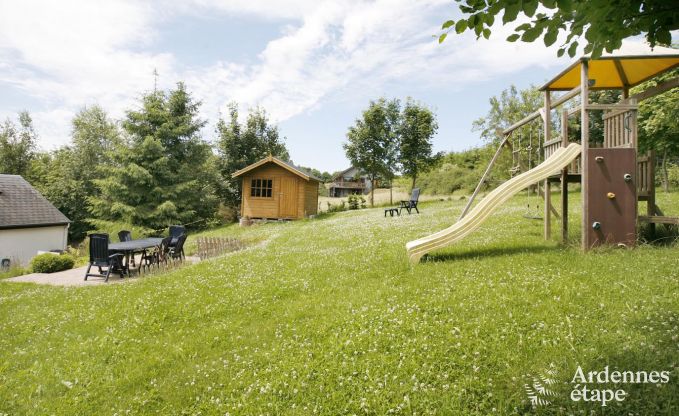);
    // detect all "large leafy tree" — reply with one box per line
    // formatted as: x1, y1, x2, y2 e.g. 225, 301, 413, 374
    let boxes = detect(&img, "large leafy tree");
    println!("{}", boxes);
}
471, 85, 543, 181
216, 103, 289, 206
35, 106, 121, 240
90, 83, 218, 230
344, 98, 401, 206
439, 1, 679, 58
636, 68, 679, 191
399, 99, 440, 190
0, 111, 37, 178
